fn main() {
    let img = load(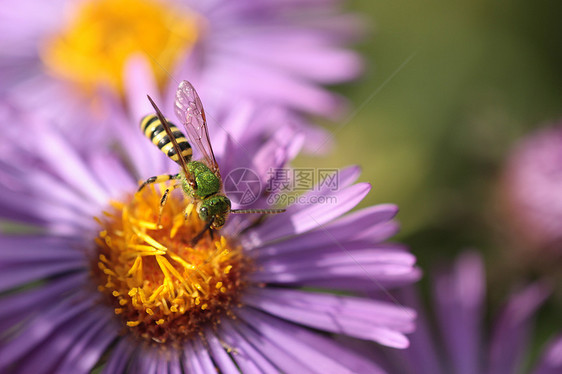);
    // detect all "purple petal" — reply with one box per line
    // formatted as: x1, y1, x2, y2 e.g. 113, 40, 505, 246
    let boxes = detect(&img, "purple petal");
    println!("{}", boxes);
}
0, 272, 85, 334
2, 161, 101, 218
0, 236, 85, 263
183, 340, 206, 374
190, 336, 219, 374
274, 324, 389, 374
168, 349, 183, 374
102, 90, 171, 180
29, 309, 118, 373
243, 288, 414, 348
257, 165, 362, 221
33, 128, 110, 207
0, 260, 86, 292
361, 221, 401, 242
299, 269, 422, 291
124, 54, 160, 120
208, 58, 347, 118
102, 338, 135, 374
0, 295, 95, 371
0, 0, 66, 45
251, 204, 399, 258
487, 282, 551, 374
49, 310, 117, 374
382, 287, 445, 374
255, 242, 414, 273
155, 352, 169, 374
237, 307, 387, 373
0, 170, 97, 231
250, 244, 416, 287
0, 189, 93, 233
216, 39, 362, 83
134, 348, 158, 374
228, 319, 315, 373
300, 121, 335, 154
532, 335, 562, 374
250, 263, 413, 284
250, 180, 370, 244
205, 101, 259, 158
217, 321, 278, 373
89, 151, 137, 198
203, 329, 240, 374
433, 251, 485, 374
13, 307, 104, 374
